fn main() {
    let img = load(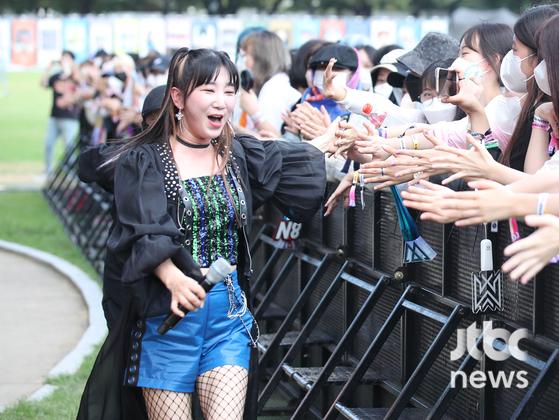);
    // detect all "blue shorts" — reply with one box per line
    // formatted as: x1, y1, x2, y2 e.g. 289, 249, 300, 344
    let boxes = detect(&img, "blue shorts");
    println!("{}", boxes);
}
136, 271, 253, 393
